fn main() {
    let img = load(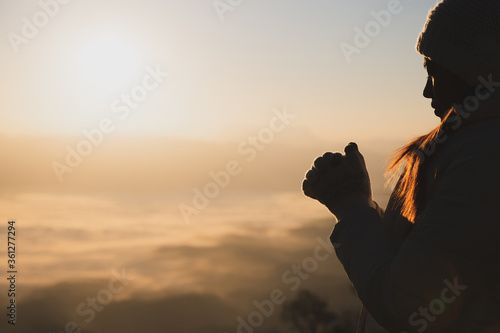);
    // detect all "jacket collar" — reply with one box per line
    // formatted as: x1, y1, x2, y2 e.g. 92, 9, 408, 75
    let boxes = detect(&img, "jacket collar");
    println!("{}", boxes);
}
457, 90, 500, 125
